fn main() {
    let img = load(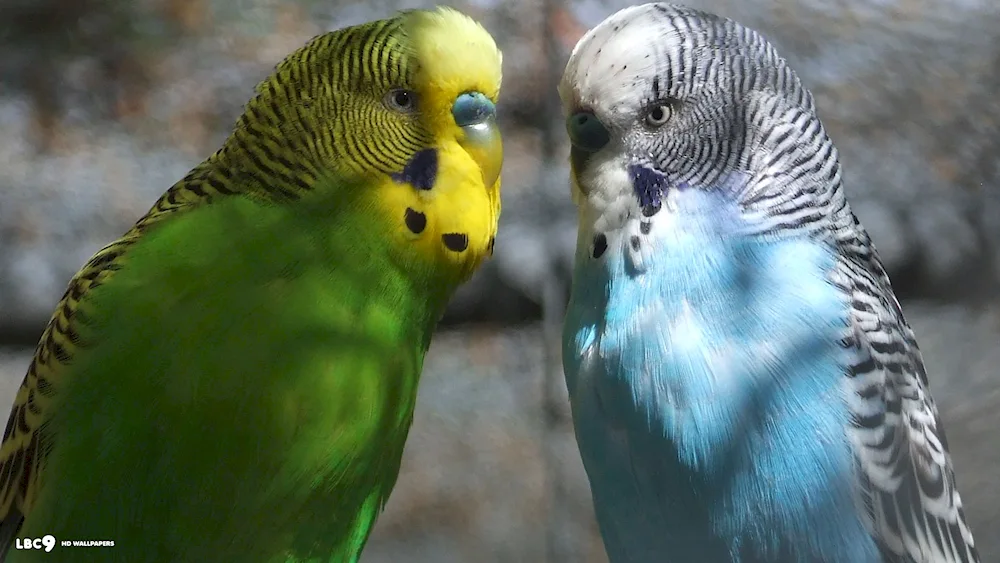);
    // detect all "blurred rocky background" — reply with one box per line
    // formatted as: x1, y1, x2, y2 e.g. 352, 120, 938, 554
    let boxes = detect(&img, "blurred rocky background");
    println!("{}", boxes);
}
1, 0, 998, 561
